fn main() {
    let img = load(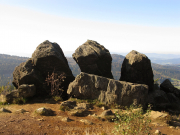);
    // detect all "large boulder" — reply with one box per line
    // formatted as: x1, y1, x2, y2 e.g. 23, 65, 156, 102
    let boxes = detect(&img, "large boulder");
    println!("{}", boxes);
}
0, 90, 19, 103
120, 50, 154, 92
12, 59, 45, 95
67, 72, 148, 107
31, 40, 75, 98
13, 40, 75, 99
147, 89, 180, 112
0, 84, 36, 103
72, 40, 113, 79
160, 79, 180, 98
